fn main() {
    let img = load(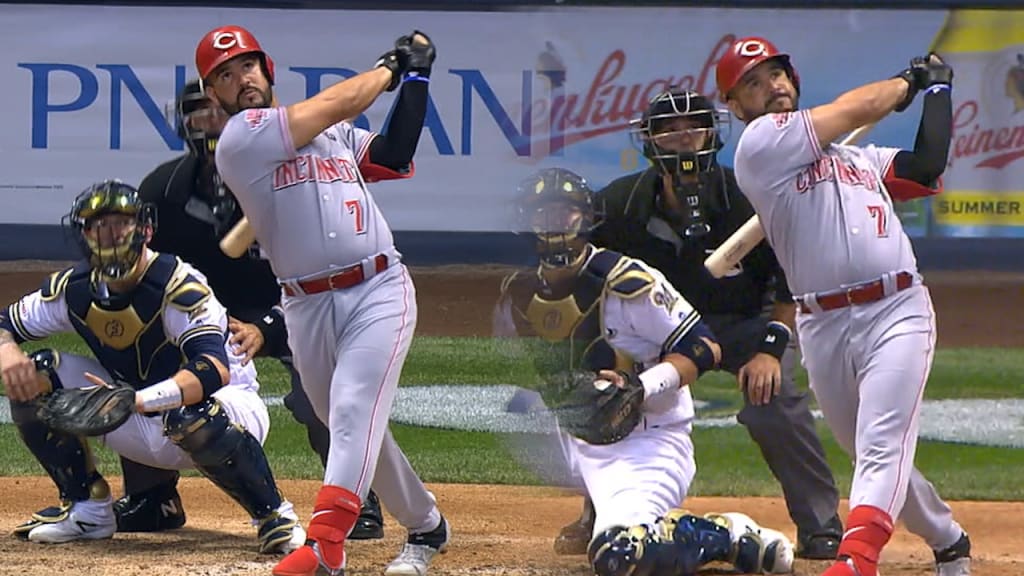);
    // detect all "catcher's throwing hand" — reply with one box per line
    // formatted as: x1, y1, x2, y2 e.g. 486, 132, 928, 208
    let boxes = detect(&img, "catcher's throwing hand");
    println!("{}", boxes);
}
0, 343, 42, 402
738, 352, 781, 406
37, 372, 136, 436
228, 317, 264, 365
